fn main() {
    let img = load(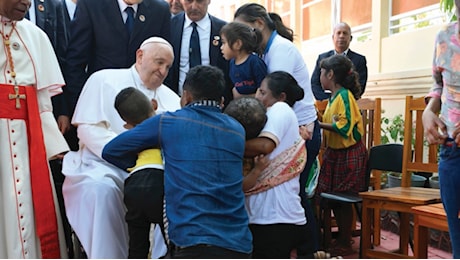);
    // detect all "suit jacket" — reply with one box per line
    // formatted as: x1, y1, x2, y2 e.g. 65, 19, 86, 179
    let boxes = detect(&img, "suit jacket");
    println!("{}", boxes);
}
63, 0, 171, 116
311, 49, 368, 101
31, 0, 68, 68
27, 0, 68, 120
164, 13, 233, 106
61, 0, 73, 37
